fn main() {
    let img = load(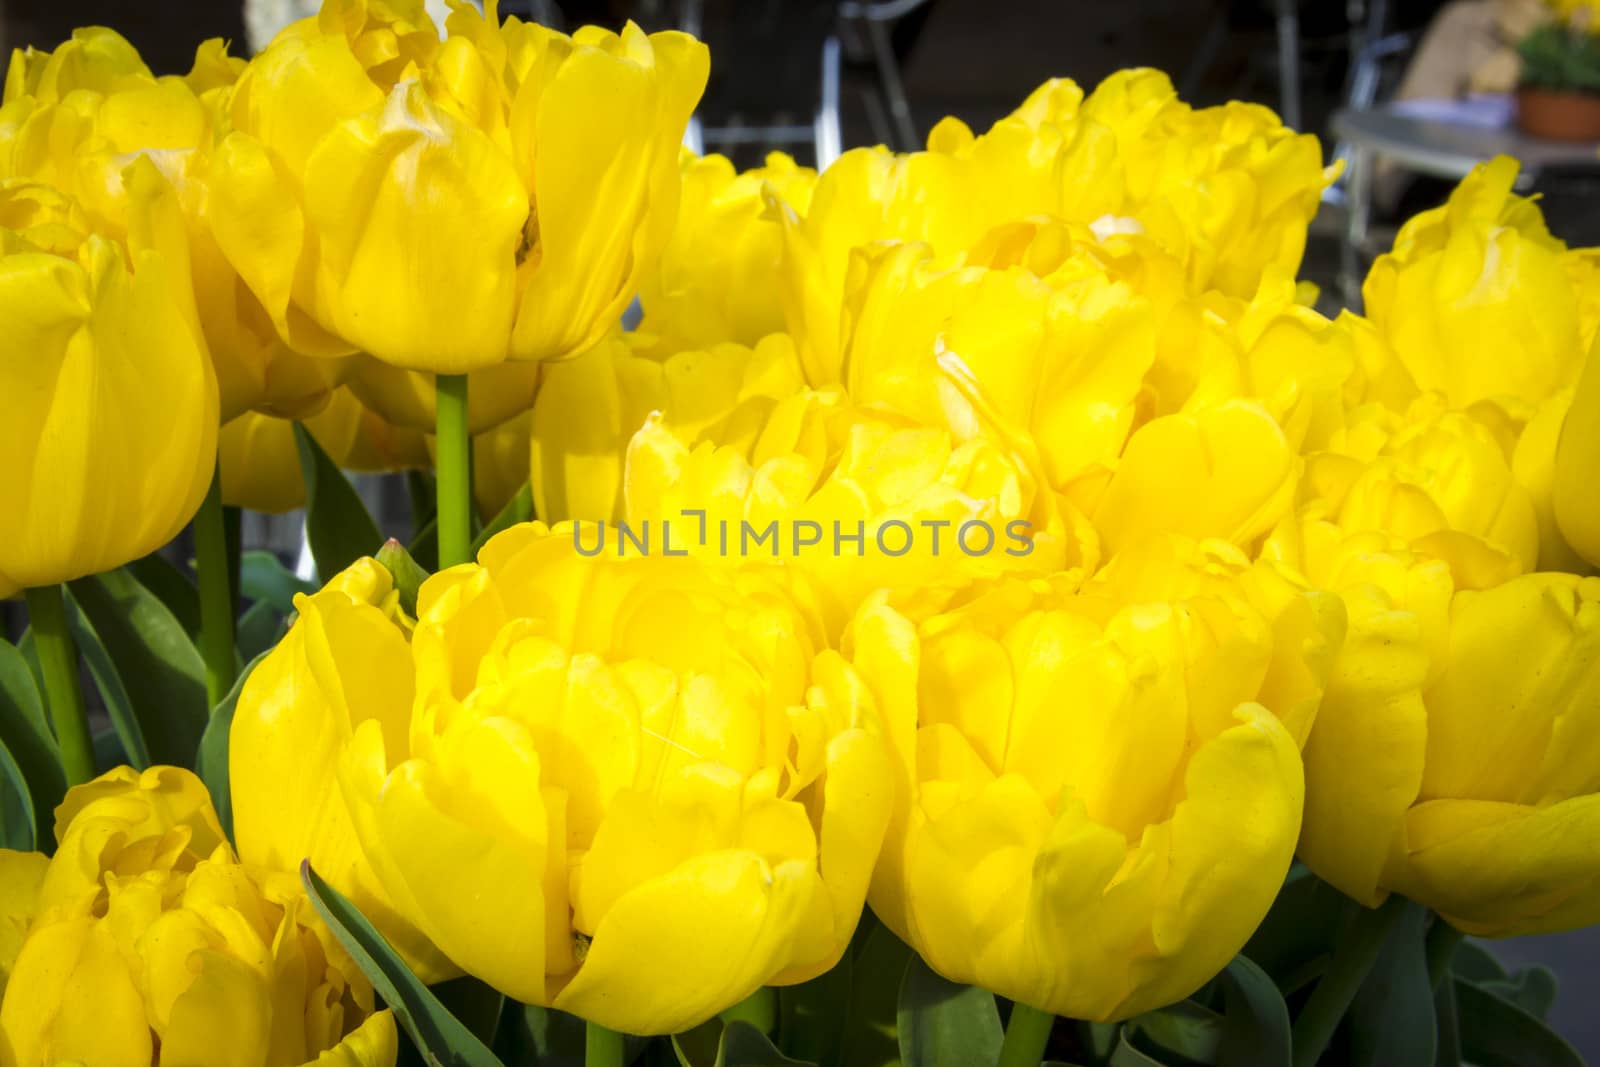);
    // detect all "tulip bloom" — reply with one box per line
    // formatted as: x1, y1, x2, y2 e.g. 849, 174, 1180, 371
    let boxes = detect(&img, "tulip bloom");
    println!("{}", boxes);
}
0, 173, 216, 594
847, 534, 1337, 1021
212, 2, 708, 373
233, 536, 891, 1034
1554, 334, 1600, 568
0, 28, 348, 421
0, 765, 397, 1067
530, 332, 806, 522
1295, 570, 1600, 936
1363, 157, 1584, 414
637, 151, 816, 350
